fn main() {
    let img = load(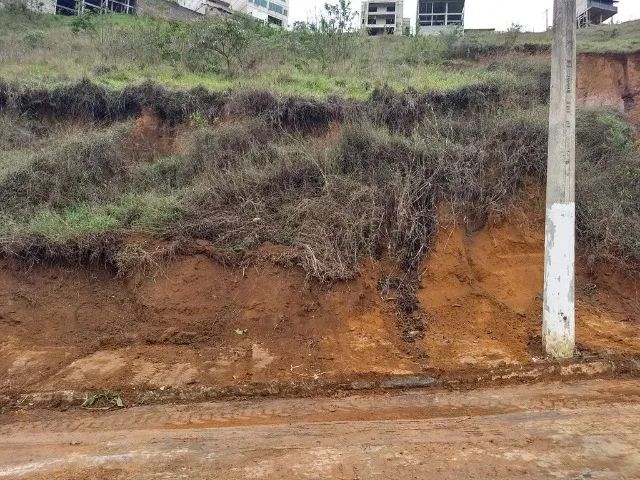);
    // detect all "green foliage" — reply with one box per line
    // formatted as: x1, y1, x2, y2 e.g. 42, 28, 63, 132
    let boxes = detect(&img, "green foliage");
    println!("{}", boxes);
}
18, 193, 181, 241
576, 109, 640, 268
320, 0, 358, 33
70, 13, 96, 34
504, 22, 523, 48
22, 30, 47, 48
186, 16, 249, 76
81, 391, 124, 409
0, 6, 557, 96
289, 0, 358, 71
439, 26, 464, 58
576, 109, 635, 161
132, 19, 189, 64
404, 35, 445, 65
